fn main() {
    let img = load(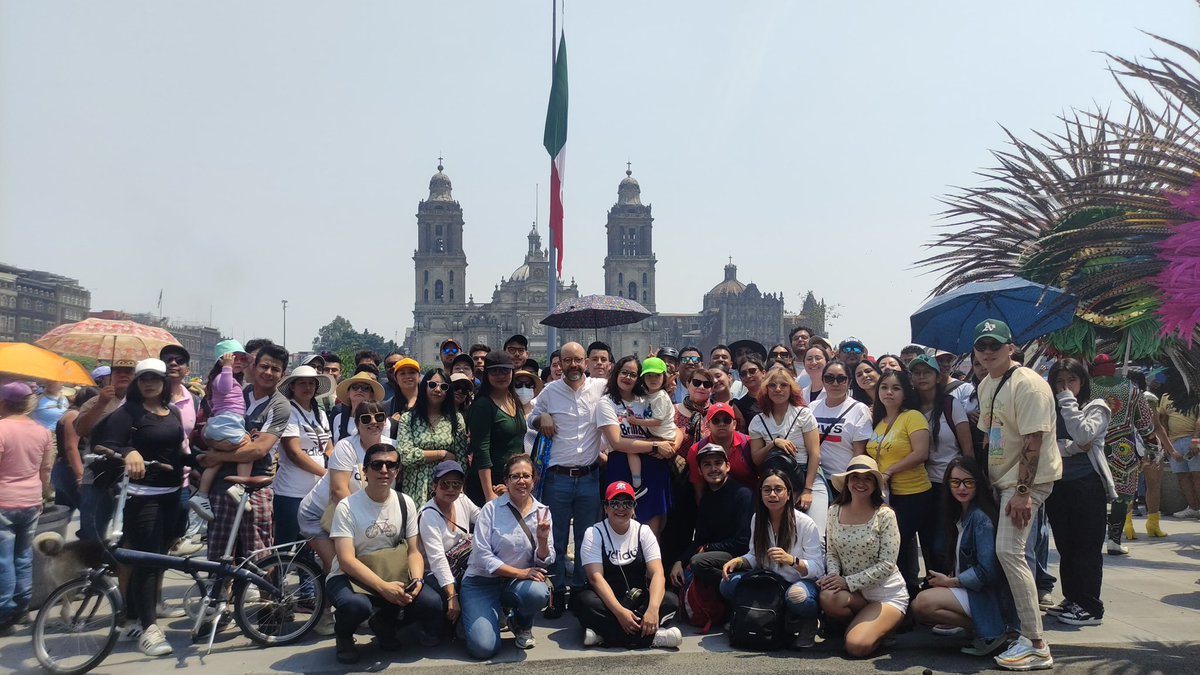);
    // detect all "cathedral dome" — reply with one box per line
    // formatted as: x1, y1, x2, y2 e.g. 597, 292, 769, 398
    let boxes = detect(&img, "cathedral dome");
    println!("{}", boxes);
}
707, 262, 746, 298
617, 168, 642, 206
428, 160, 454, 202
509, 263, 532, 282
